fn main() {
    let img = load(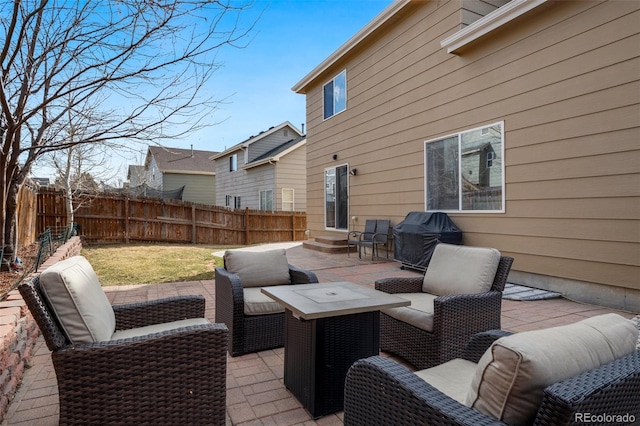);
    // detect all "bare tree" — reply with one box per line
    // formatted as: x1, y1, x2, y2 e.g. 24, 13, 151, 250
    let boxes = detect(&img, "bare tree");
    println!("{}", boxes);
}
0, 0, 255, 269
